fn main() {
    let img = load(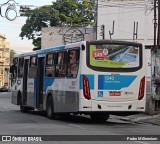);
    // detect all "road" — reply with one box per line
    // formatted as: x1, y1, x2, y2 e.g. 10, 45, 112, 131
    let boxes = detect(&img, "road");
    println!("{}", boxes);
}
0, 92, 160, 144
